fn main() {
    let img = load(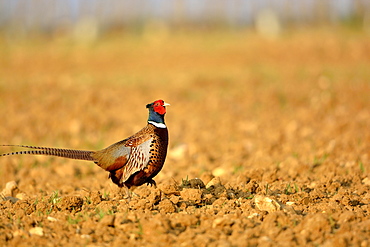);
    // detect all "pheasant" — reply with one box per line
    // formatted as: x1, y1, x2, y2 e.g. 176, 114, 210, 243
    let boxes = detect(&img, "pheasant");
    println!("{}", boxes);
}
1, 99, 169, 190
